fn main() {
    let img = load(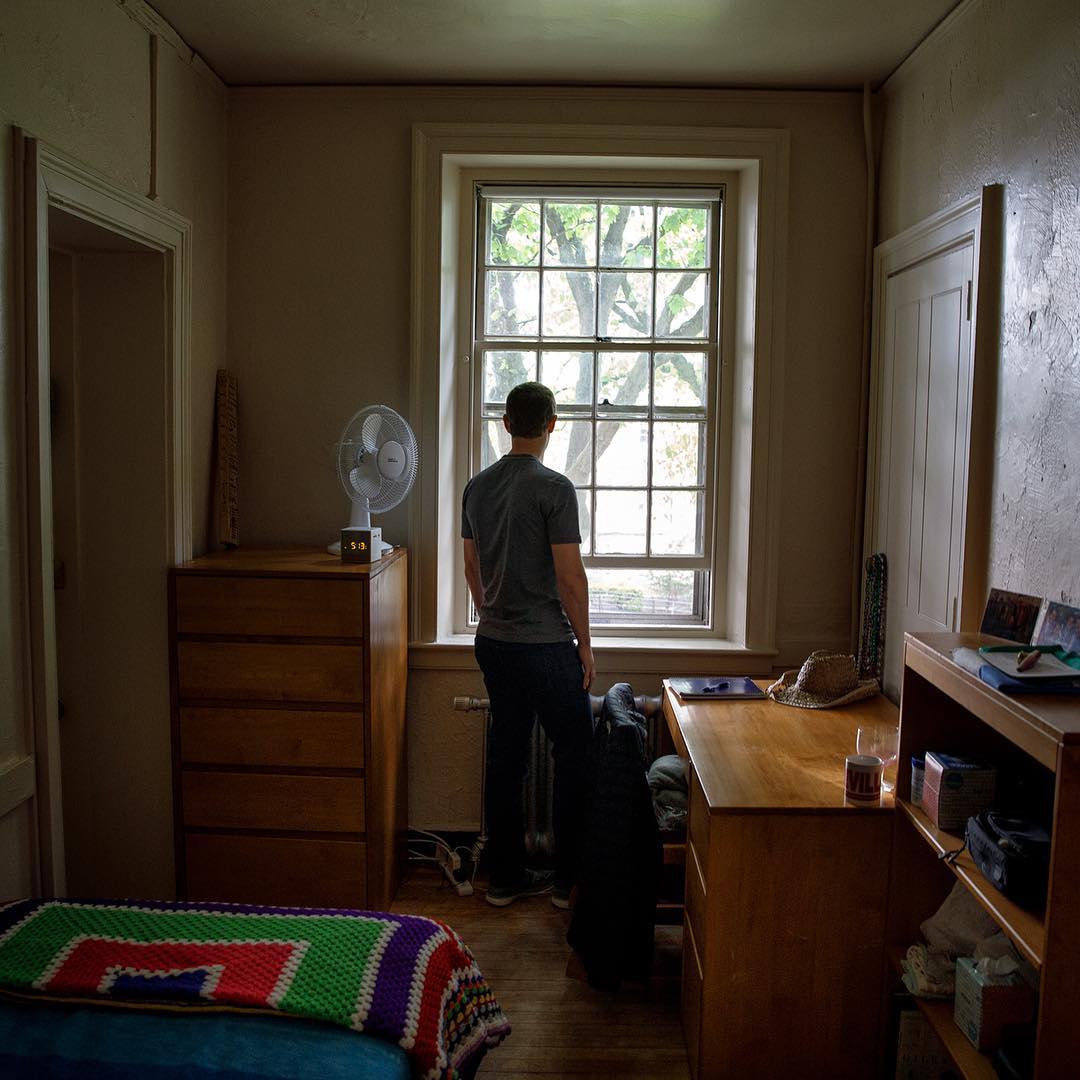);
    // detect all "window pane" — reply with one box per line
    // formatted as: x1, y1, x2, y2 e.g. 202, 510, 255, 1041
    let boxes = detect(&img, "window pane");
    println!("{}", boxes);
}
588, 568, 700, 618
652, 491, 702, 555
541, 351, 593, 406
481, 418, 511, 469
577, 489, 592, 554
653, 352, 706, 408
486, 270, 539, 336
543, 202, 597, 266
596, 421, 647, 486
542, 270, 595, 336
488, 201, 540, 266
594, 490, 646, 553
653, 422, 705, 486
657, 206, 708, 269
597, 351, 649, 408
484, 350, 537, 406
599, 272, 652, 338
546, 420, 593, 485
599, 204, 653, 267
656, 272, 707, 338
